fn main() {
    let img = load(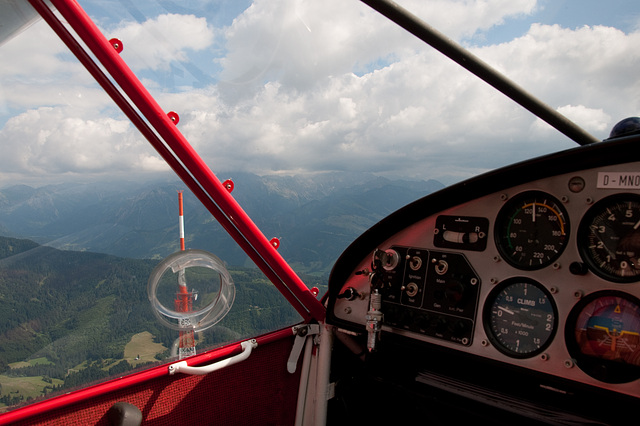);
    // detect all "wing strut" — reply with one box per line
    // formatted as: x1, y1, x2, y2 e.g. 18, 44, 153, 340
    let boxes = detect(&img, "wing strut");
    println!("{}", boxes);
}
361, 0, 601, 146
29, 0, 326, 322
